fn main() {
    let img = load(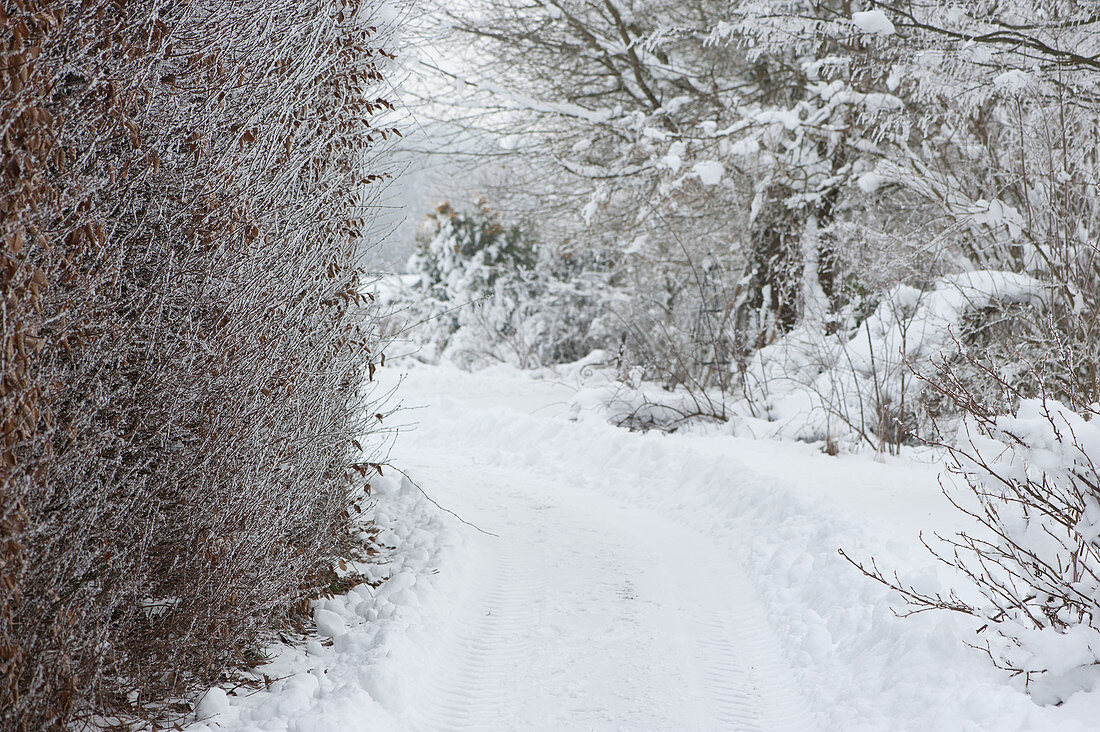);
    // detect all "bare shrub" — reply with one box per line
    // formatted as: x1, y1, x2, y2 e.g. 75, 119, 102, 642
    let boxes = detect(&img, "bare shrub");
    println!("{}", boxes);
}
0, 1, 399, 727
845, 375, 1100, 700
844, 253, 1100, 699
